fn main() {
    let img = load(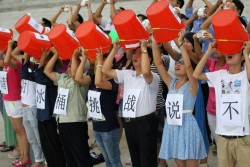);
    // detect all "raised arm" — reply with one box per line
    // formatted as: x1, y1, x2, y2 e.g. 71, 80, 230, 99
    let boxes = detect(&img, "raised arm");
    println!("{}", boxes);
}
193, 42, 216, 80
74, 50, 91, 85
11, 47, 23, 63
72, 2, 82, 26
71, 47, 82, 79
178, 29, 198, 96
243, 41, 250, 81
163, 41, 180, 61
86, 1, 94, 22
95, 50, 112, 90
49, 5, 65, 26
44, 50, 58, 82
193, 34, 203, 60
140, 40, 153, 84
203, 0, 213, 10
152, 37, 172, 88
4, 40, 17, 68
93, 0, 107, 25
185, 0, 194, 10
102, 42, 119, 80
110, 0, 117, 19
